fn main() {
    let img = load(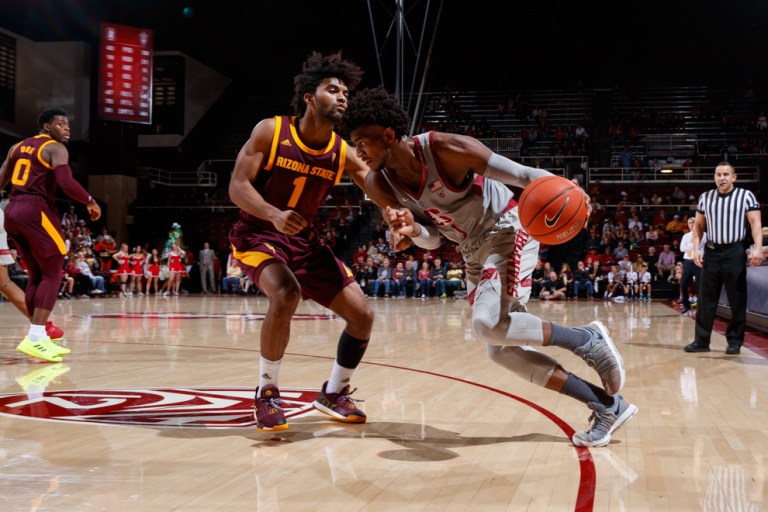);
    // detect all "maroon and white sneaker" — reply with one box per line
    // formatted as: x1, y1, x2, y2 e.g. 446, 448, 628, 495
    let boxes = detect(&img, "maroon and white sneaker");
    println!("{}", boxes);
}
313, 381, 366, 423
253, 385, 288, 432
45, 321, 64, 342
